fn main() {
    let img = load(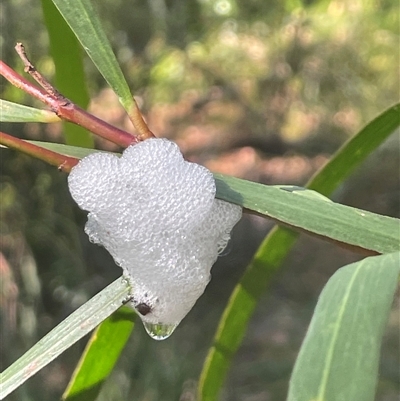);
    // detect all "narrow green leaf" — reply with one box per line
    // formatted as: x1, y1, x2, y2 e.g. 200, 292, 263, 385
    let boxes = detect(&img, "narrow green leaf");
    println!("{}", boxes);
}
215, 173, 399, 254
0, 99, 60, 122
50, 0, 135, 113
198, 104, 400, 400
0, 276, 132, 399
18, 140, 399, 254
273, 185, 333, 202
25, 140, 400, 254
287, 252, 400, 401
28, 141, 112, 159
62, 307, 136, 401
199, 226, 298, 401
308, 103, 400, 195
41, 0, 94, 148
